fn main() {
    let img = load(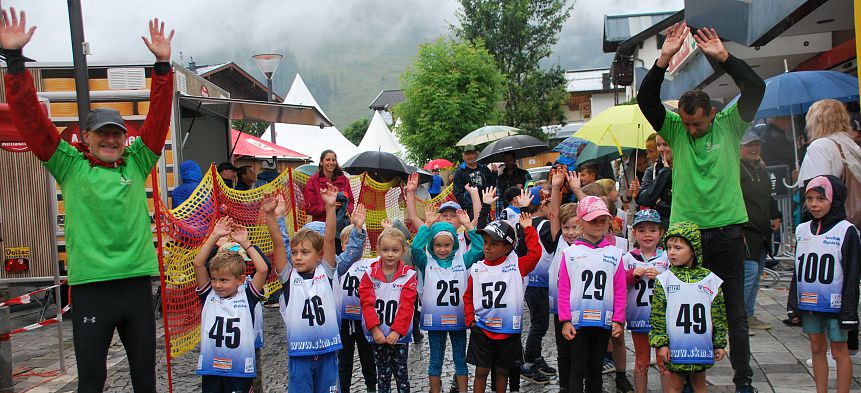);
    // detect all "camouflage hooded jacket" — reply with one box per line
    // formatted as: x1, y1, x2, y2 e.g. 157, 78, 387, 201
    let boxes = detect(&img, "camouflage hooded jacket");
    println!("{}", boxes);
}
649, 221, 728, 373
